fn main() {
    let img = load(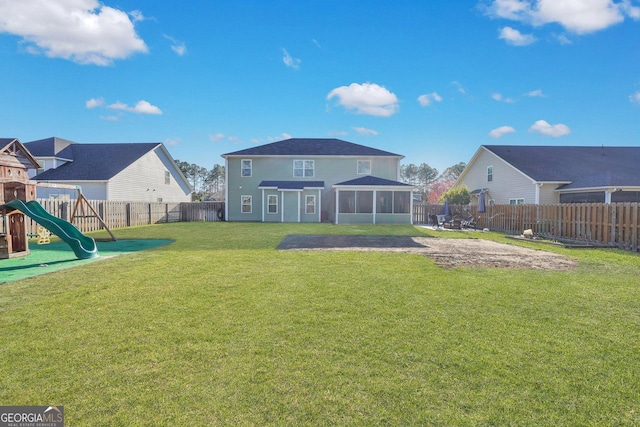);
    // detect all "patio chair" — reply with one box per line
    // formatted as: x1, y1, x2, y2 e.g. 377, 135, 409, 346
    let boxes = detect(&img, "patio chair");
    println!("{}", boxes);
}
462, 216, 478, 229
443, 215, 462, 229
